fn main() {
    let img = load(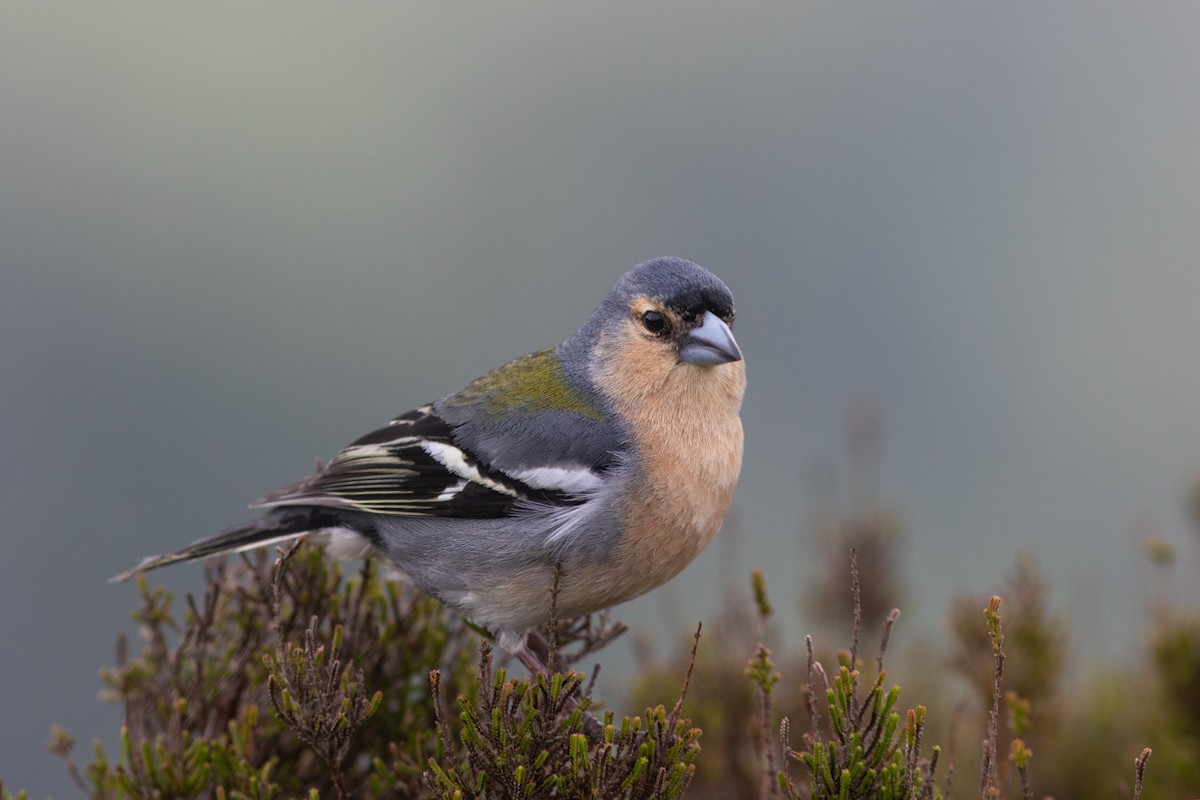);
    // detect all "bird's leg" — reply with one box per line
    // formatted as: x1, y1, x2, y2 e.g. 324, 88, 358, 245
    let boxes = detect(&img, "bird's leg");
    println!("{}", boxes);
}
498, 629, 553, 676
513, 637, 552, 676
